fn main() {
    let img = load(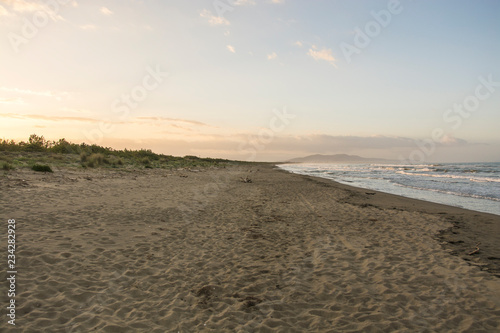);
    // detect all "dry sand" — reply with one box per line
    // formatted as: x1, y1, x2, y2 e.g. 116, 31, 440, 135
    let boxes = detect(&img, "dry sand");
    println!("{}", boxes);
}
1, 164, 500, 332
